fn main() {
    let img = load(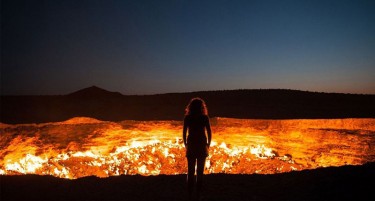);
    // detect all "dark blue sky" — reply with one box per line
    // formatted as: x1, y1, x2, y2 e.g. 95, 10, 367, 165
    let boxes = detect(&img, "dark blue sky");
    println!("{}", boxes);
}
1, 0, 375, 95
